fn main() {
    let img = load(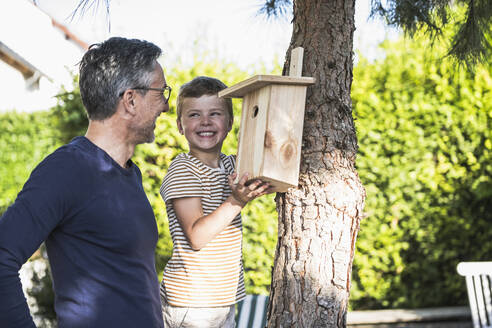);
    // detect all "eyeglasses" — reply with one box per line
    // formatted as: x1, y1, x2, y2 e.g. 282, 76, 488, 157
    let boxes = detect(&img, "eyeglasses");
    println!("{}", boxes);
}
120, 86, 172, 104
133, 86, 172, 104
